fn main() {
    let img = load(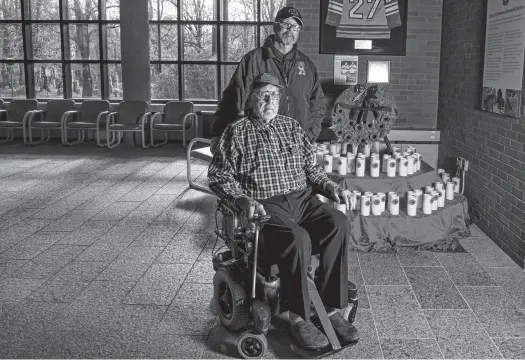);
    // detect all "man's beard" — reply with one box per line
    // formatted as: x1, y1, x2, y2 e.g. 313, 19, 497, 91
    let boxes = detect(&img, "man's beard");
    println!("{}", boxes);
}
279, 33, 297, 46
